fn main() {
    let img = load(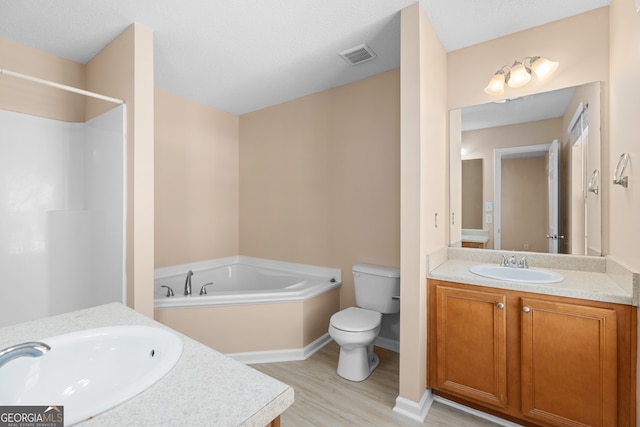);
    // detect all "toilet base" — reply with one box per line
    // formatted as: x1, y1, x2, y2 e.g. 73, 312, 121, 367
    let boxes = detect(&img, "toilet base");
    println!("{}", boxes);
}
336, 344, 380, 382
